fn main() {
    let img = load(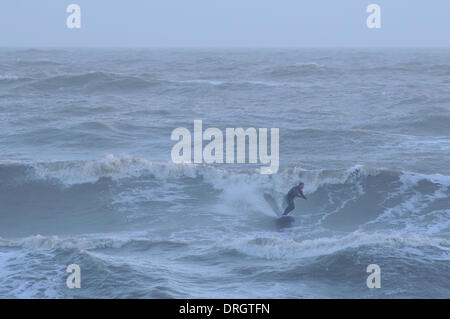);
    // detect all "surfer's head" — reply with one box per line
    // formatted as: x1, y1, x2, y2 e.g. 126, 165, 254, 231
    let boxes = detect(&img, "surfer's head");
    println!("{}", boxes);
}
298, 182, 304, 189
